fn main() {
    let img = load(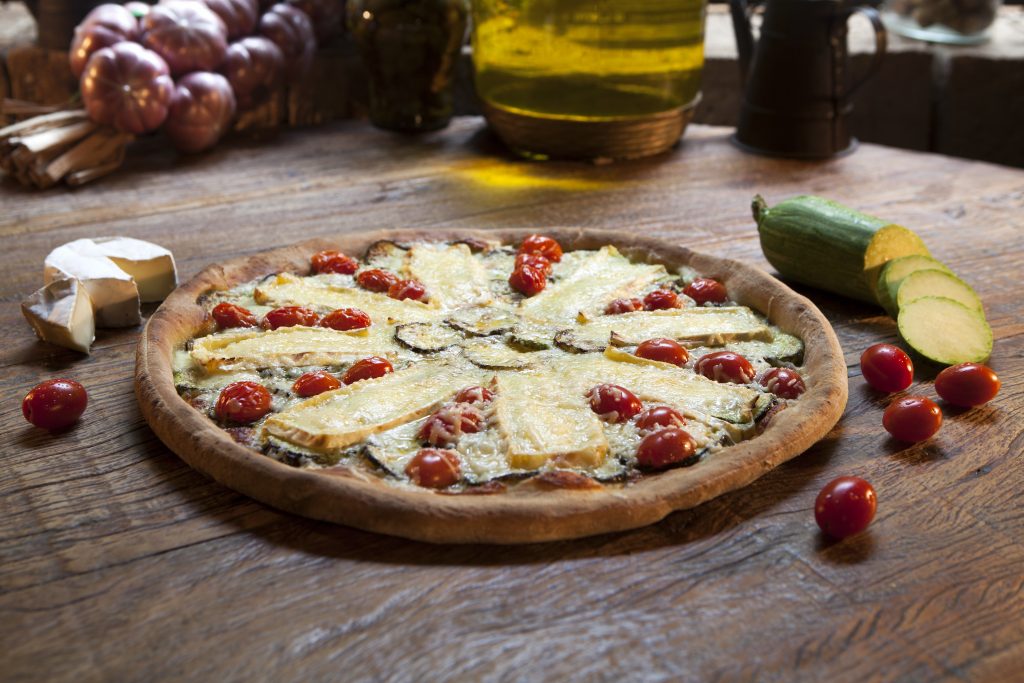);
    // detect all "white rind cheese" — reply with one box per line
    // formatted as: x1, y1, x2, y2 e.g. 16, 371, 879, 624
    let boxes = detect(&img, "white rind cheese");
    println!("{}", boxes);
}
406, 243, 493, 310
569, 308, 772, 347
44, 239, 141, 328
254, 273, 439, 323
21, 278, 95, 353
93, 236, 177, 302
